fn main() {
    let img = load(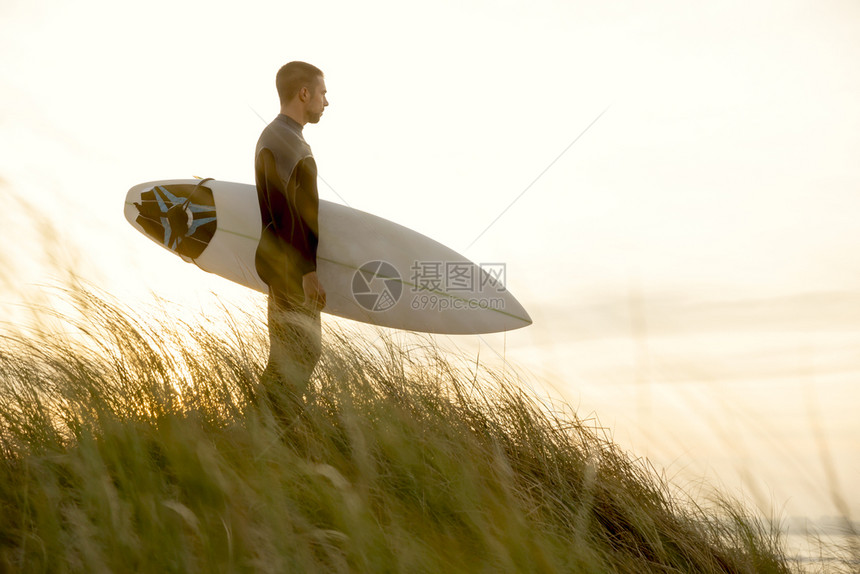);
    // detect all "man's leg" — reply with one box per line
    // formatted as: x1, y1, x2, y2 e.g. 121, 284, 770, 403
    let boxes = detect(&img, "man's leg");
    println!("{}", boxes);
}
260, 286, 322, 419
